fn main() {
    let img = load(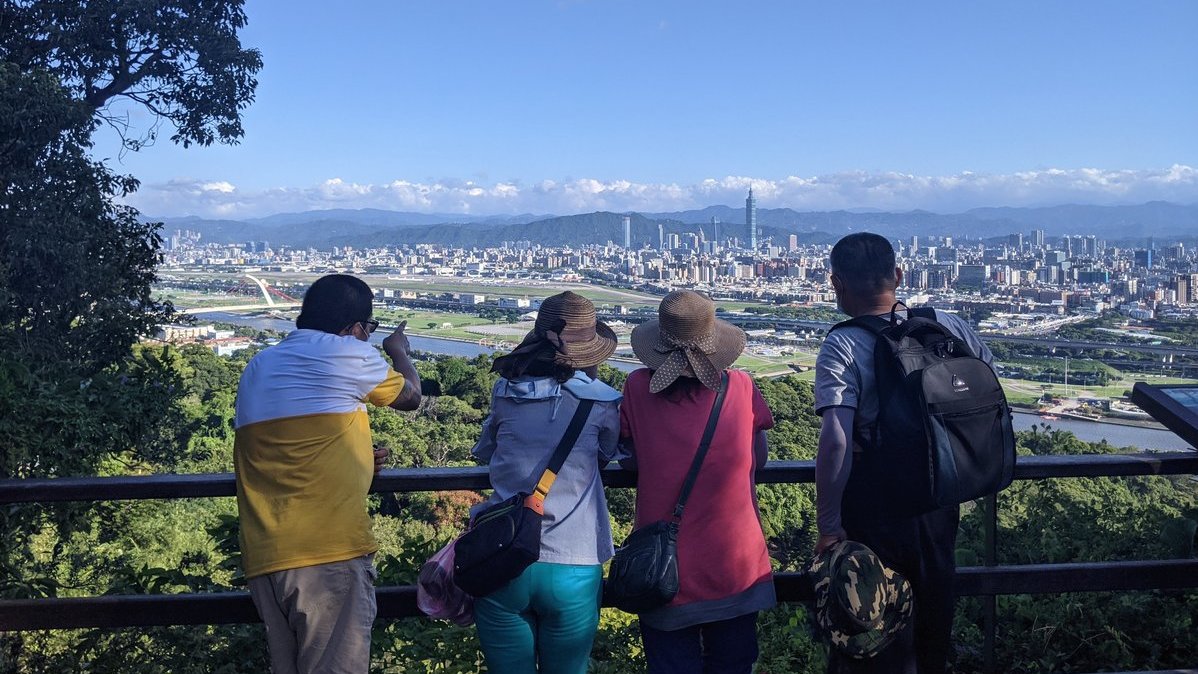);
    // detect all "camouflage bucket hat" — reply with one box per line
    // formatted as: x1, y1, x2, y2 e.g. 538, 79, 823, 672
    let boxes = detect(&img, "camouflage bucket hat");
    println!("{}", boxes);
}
807, 540, 913, 659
